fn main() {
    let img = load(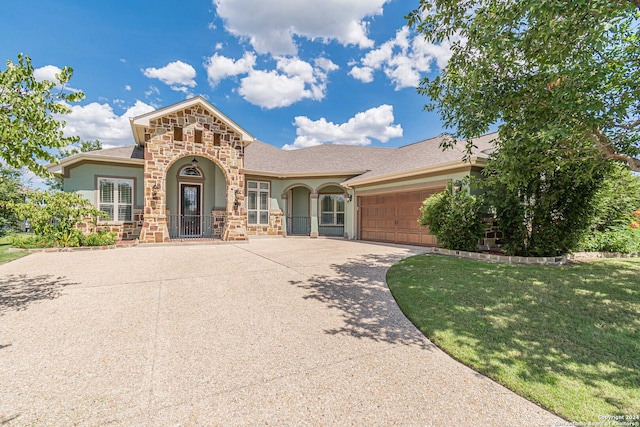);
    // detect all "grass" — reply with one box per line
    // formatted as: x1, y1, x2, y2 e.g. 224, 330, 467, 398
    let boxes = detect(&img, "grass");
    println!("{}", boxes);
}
386, 255, 640, 422
0, 234, 29, 264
